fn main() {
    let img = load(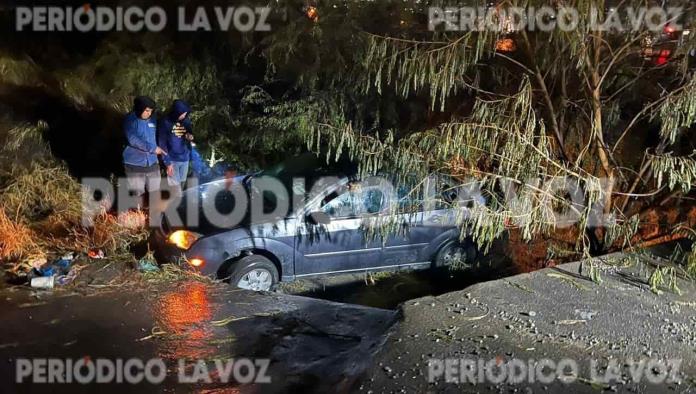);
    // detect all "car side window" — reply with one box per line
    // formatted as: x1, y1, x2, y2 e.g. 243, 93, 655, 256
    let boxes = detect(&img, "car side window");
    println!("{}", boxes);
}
319, 183, 388, 218
396, 185, 424, 213
361, 187, 386, 214
320, 189, 358, 218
